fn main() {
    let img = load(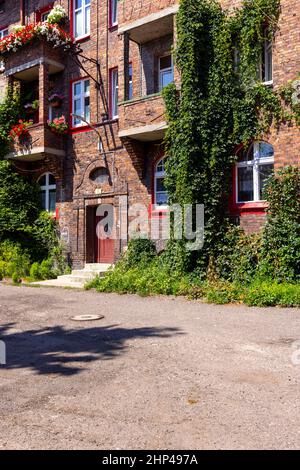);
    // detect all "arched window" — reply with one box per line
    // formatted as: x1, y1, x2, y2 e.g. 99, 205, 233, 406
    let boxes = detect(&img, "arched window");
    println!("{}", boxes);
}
90, 167, 109, 184
38, 173, 56, 213
236, 141, 274, 203
154, 157, 168, 207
